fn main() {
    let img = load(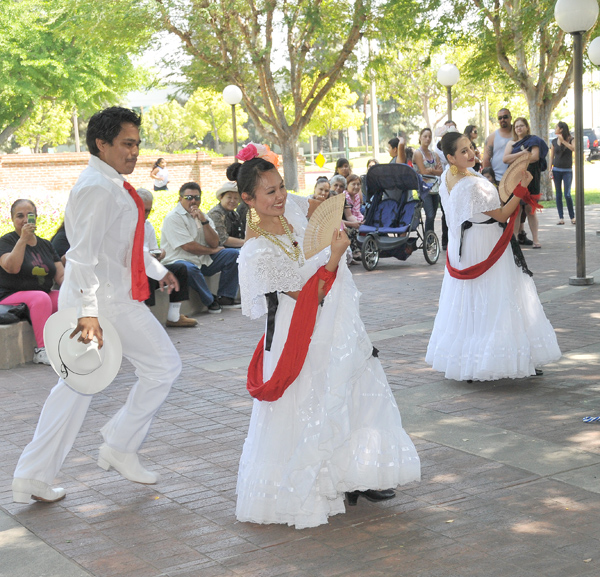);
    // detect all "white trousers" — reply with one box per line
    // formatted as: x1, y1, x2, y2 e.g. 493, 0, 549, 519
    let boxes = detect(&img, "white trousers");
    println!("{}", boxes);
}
14, 301, 182, 485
